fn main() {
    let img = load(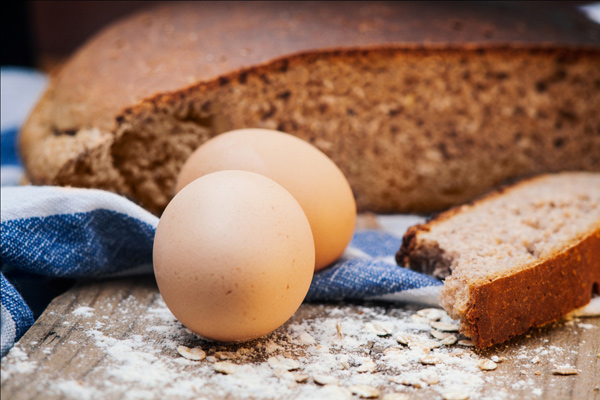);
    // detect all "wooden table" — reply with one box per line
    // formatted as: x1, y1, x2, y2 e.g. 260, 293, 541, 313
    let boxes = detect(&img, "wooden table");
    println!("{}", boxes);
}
2, 275, 599, 400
